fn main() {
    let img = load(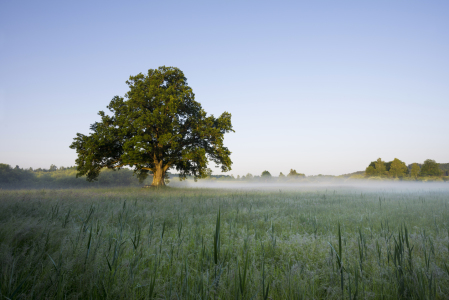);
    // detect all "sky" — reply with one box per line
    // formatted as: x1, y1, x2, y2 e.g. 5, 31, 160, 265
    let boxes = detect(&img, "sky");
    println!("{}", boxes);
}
0, 1, 448, 177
